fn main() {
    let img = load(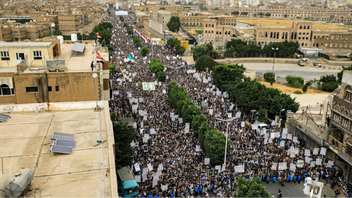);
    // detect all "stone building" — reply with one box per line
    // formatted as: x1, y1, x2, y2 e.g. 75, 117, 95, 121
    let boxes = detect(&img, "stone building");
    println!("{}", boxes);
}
327, 70, 352, 189
203, 18, 237, 42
